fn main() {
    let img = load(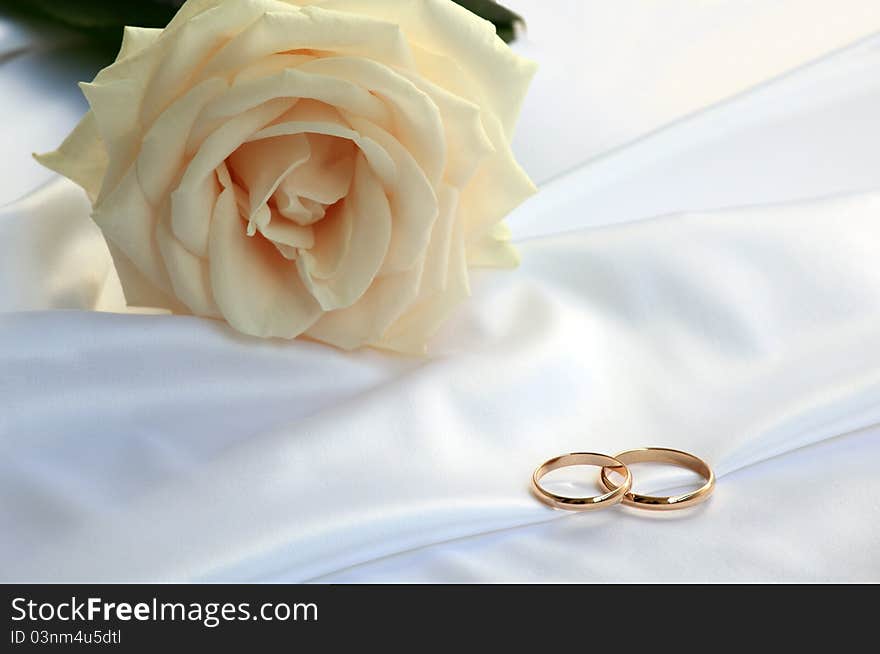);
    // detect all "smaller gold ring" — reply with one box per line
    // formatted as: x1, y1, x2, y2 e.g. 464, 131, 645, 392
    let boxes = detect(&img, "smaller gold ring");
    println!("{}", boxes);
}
531, 452, 632, 511
599, 447, 715, 511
